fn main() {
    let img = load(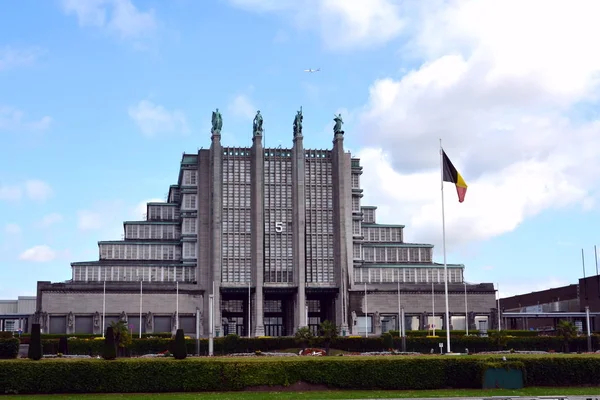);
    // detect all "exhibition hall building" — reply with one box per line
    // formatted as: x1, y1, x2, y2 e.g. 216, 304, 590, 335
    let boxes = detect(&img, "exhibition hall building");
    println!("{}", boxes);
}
35, 109, 497, 337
